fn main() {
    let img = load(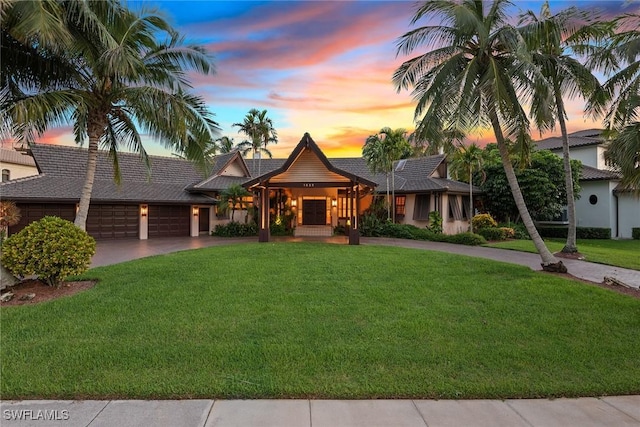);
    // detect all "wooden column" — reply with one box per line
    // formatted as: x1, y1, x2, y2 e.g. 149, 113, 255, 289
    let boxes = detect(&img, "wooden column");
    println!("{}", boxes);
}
259, 186, 270, 242
349, 182, 360, 245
